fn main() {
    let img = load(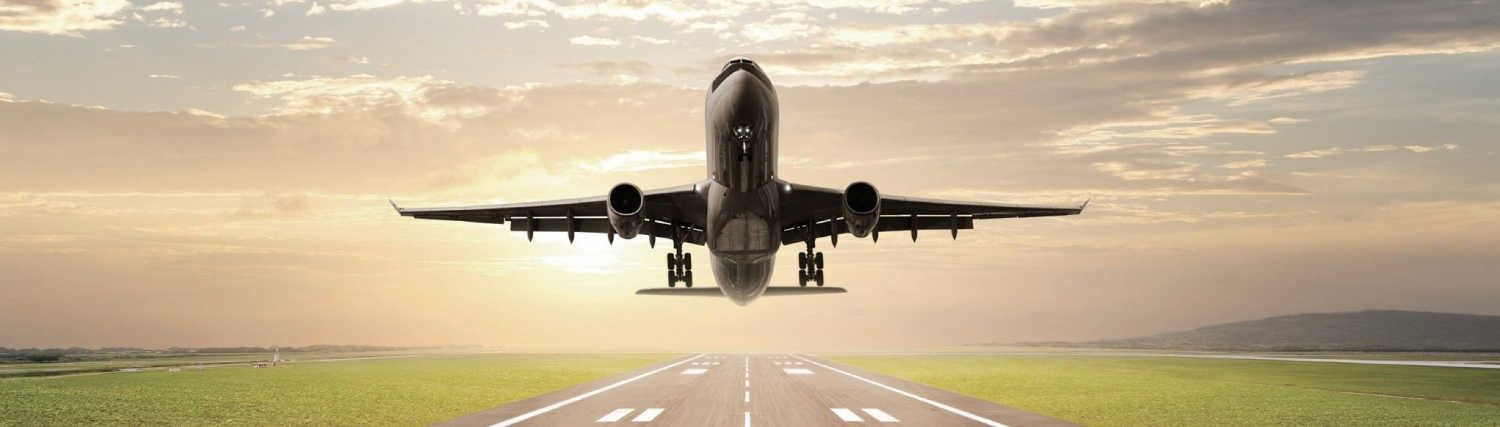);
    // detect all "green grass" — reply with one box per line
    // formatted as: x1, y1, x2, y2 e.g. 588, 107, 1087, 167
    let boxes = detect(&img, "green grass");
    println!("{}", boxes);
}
831, 355, 1500, 426
0, 353, 669, 426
